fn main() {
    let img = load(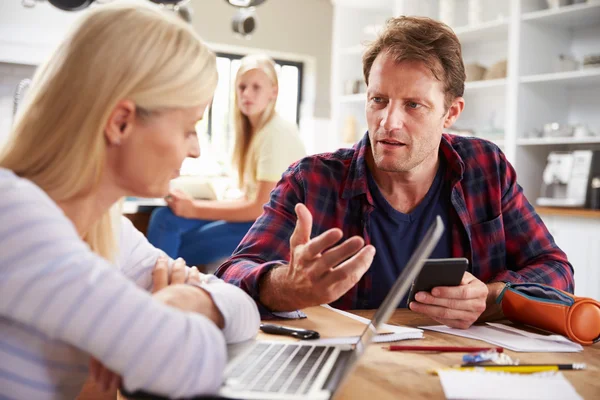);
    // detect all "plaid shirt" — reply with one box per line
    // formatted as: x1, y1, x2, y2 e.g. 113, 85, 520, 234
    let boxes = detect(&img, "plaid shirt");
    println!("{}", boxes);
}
216, 133, 574, 316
